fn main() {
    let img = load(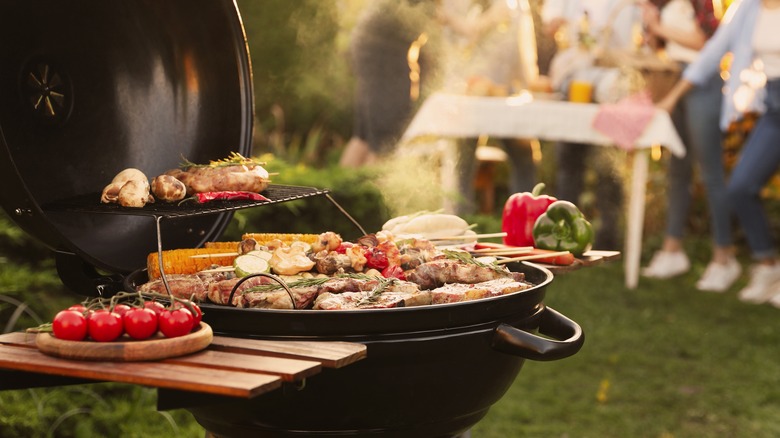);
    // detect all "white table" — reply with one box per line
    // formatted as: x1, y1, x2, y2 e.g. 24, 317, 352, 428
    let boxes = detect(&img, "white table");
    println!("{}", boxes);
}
401, 92, 685, 289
